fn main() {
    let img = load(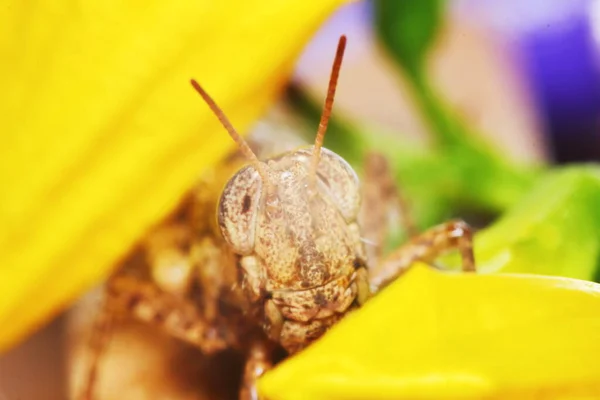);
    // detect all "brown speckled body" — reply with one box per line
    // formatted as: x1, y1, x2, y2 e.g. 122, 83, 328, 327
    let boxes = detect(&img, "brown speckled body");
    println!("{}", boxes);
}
218, 147, 369, 353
